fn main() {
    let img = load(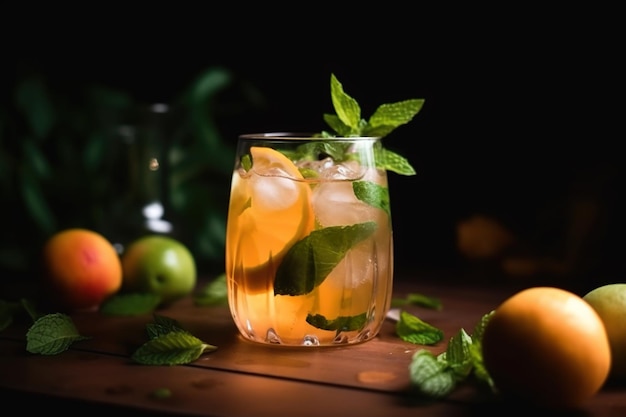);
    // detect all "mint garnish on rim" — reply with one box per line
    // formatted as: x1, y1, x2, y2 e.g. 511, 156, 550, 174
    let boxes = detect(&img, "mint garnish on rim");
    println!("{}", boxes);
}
320, 73, 425, 176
